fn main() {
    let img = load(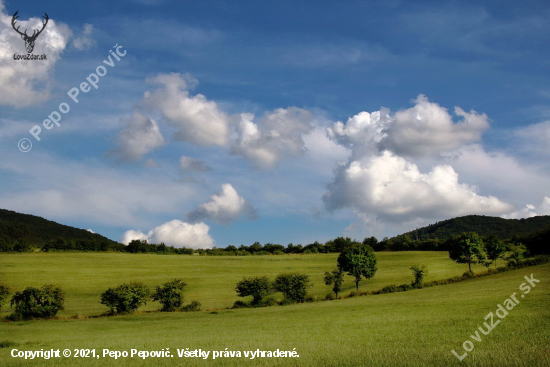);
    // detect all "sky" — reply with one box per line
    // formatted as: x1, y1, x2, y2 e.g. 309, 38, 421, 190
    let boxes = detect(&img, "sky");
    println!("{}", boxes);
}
0, 0, 549, 249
